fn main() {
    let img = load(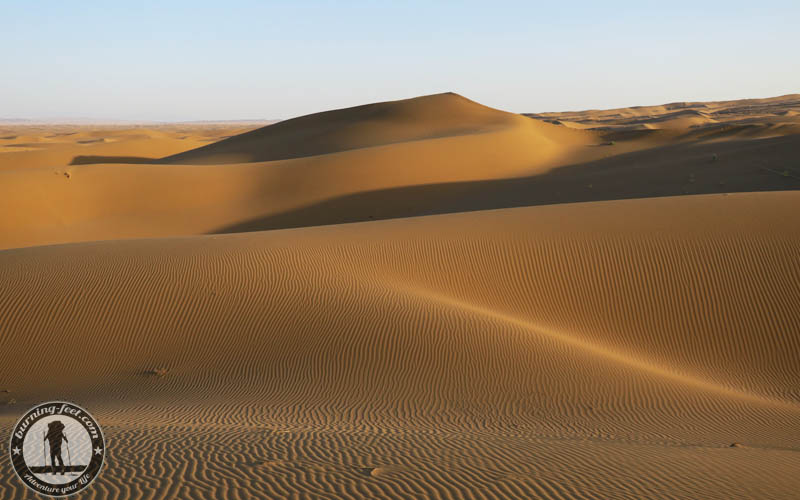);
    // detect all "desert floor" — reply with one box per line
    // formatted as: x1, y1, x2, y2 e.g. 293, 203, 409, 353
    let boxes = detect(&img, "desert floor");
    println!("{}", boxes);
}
0, 93, 799, 499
